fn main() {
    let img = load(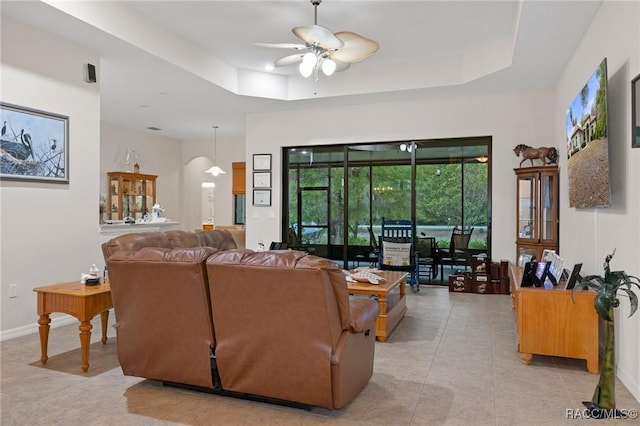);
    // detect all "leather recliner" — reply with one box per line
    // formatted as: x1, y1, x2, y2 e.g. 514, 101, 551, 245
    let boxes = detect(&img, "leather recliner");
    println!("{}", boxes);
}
206, 250, 379, 409
106, 246, 220, 388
